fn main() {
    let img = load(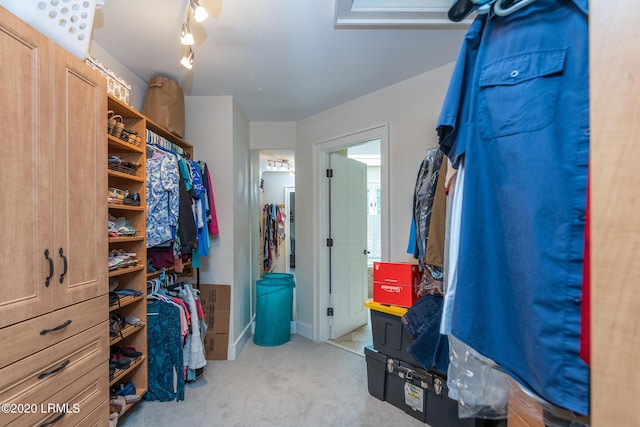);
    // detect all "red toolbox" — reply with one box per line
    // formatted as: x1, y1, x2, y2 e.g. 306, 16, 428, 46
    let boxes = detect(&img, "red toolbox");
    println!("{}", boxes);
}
373, 262, 420, 308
